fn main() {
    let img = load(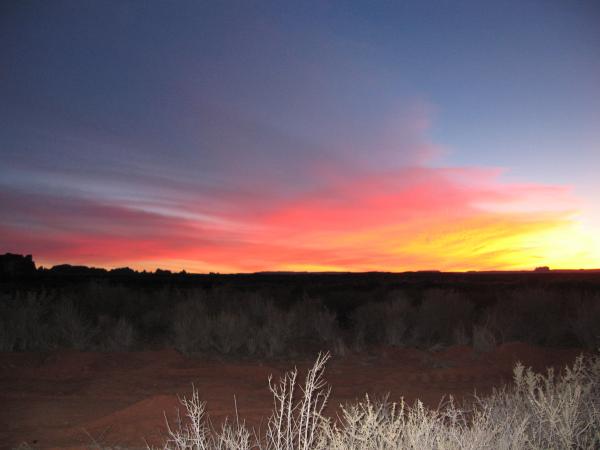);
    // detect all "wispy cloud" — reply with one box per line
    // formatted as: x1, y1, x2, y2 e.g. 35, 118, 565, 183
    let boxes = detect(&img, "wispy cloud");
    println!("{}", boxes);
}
2, 108, 597, 272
